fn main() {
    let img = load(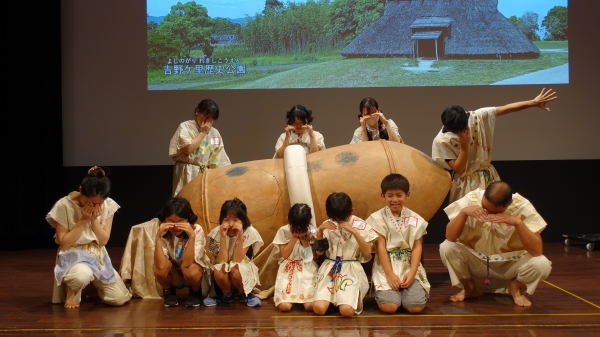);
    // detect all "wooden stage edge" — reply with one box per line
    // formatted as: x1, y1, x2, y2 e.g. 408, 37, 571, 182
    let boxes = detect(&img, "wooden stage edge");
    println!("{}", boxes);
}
1, 243, 599, 337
